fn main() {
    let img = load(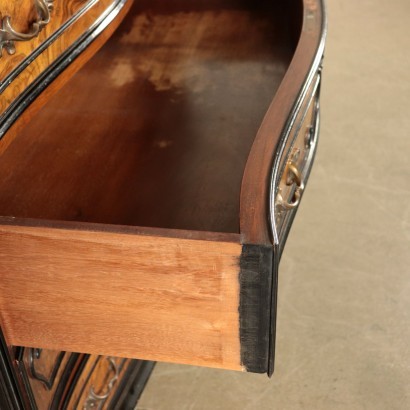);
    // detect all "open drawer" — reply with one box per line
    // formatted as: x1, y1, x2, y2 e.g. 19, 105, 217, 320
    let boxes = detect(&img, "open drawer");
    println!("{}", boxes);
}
0, 0, 326, 377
